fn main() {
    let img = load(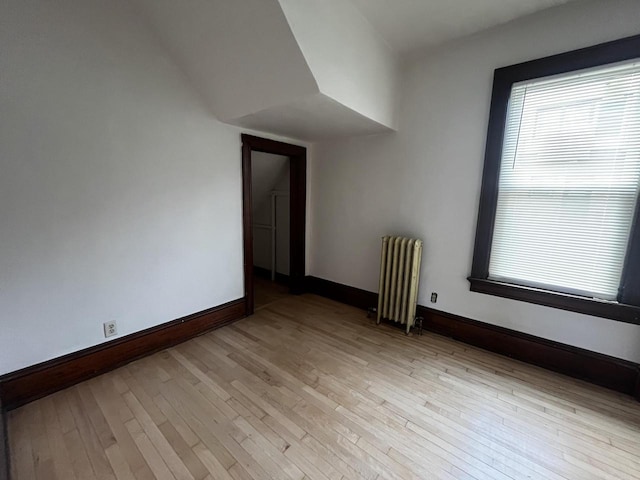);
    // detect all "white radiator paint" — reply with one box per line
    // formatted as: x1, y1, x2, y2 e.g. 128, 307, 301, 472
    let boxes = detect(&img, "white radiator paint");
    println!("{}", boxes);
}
0, 0, 306, 375
310, 0, 640, 362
